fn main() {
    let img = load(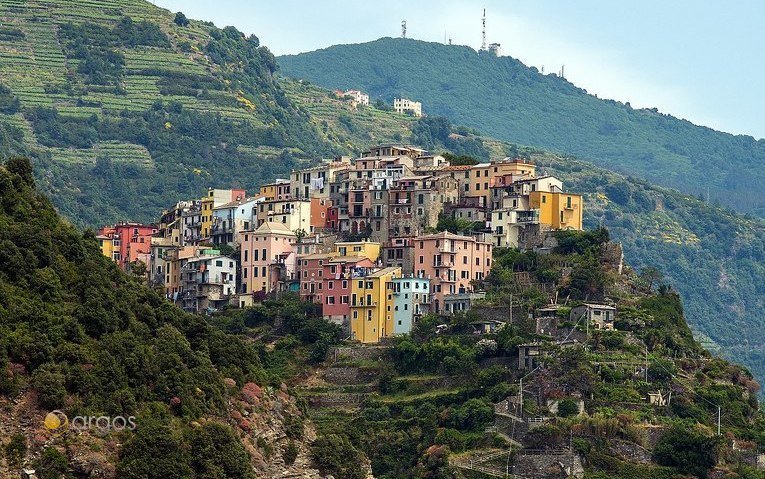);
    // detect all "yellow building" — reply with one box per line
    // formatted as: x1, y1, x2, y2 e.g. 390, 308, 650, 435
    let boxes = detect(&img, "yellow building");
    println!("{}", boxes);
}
529, 191, 583, 230
97, 233, 115, 260
259, 180, 291, 201
201, 195, 214, 240
335, 241, 381, 262
350, 267, 401, 343
467, 159, 537, 207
